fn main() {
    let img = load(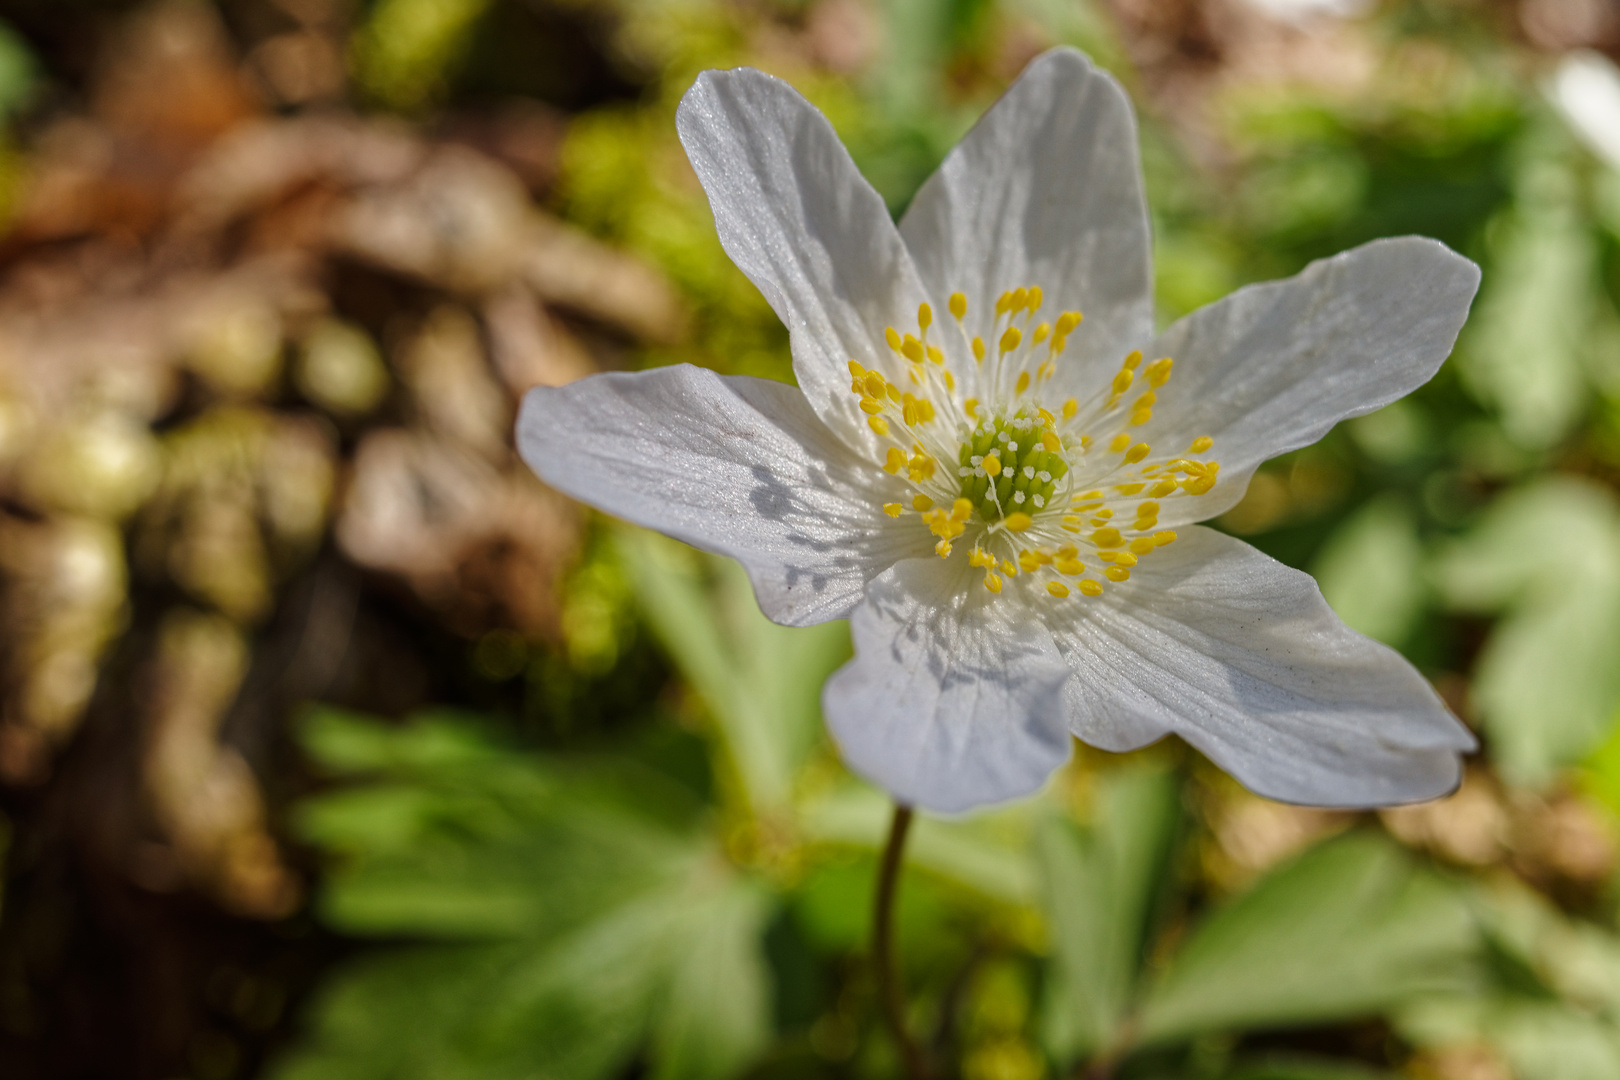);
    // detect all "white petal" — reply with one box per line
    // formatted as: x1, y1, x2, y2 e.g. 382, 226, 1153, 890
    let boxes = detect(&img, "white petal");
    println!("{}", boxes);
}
824, 557, 1073, 813
518, 365, 928, 626
1144, 237, 1479, 524
677, 68, 927, 443
1050, 527, 1475, 807
899, 47, 1153, 387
